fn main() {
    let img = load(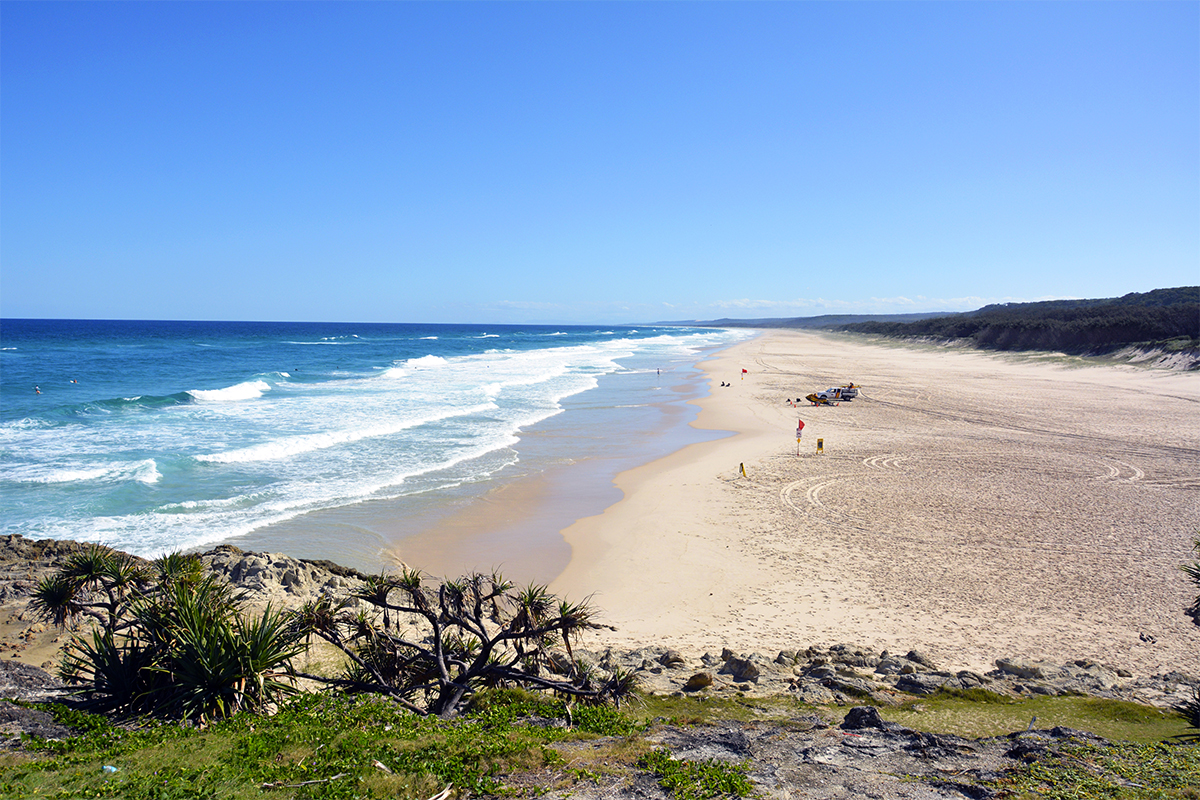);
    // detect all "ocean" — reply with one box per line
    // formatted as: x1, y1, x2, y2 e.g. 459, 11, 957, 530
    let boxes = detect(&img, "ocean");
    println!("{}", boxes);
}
0, 319, 749, 577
